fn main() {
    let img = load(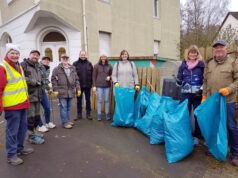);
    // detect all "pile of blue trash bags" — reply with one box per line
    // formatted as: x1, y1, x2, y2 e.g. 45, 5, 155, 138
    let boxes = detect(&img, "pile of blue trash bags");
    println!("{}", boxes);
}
112, 86, 228, 163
